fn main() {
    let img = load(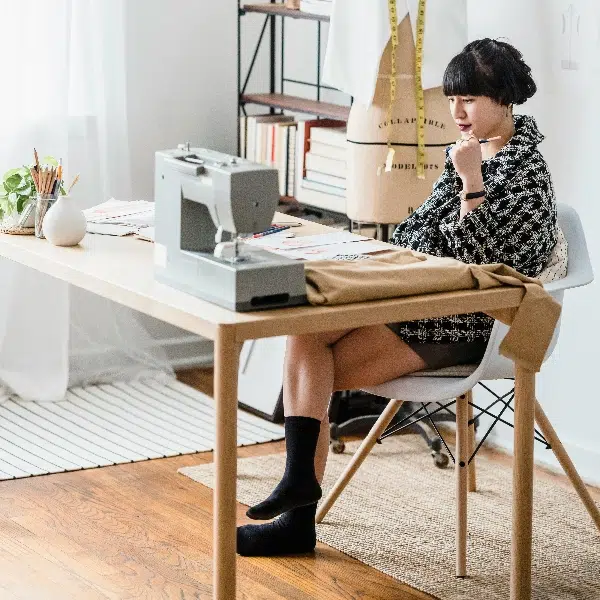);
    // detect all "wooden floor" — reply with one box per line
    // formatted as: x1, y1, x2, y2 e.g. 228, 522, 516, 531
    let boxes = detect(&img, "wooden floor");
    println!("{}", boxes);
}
0, 368, 597, 600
